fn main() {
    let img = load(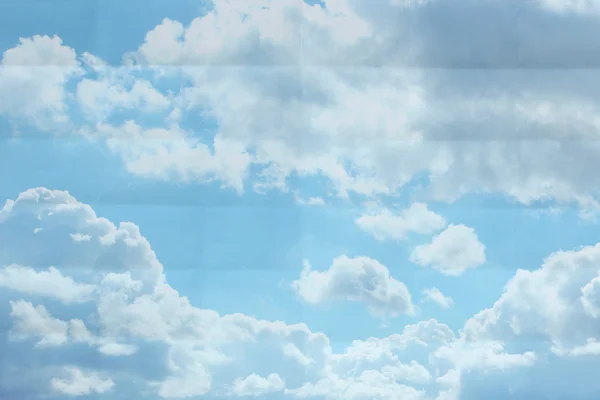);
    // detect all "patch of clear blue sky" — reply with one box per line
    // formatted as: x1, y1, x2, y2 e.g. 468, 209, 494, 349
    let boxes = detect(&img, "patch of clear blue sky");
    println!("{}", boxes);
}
2, 0, 599, 349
